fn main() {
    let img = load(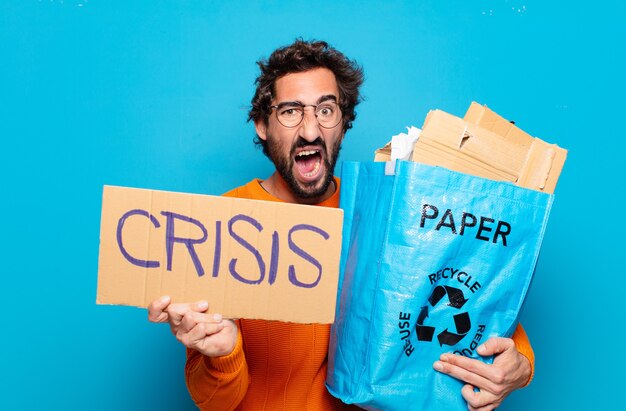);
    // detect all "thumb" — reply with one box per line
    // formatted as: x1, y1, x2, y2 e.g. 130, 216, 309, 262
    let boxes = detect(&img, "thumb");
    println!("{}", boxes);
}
165, 300, 209, 325
190, 300, 210, 313
476, 337, 514, 357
